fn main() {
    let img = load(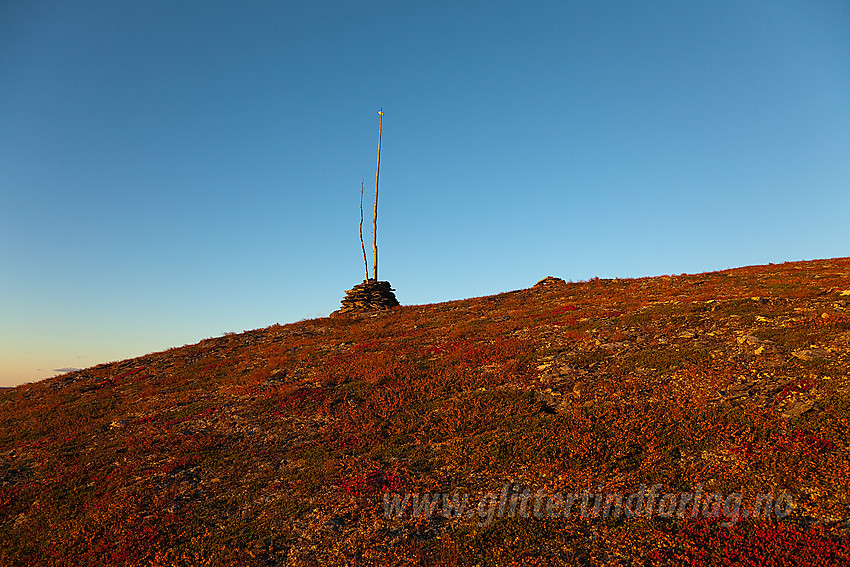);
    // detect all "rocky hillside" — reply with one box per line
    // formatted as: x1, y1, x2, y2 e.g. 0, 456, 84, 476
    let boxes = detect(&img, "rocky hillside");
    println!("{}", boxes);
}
2, 258, 849, 566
